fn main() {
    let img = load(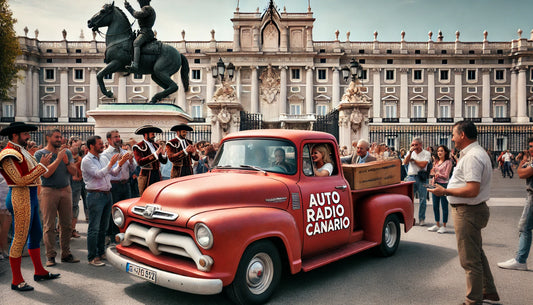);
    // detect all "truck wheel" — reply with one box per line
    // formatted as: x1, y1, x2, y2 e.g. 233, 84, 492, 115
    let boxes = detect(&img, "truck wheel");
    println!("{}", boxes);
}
226, 240, 281, 305
376, 214, 400, 257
